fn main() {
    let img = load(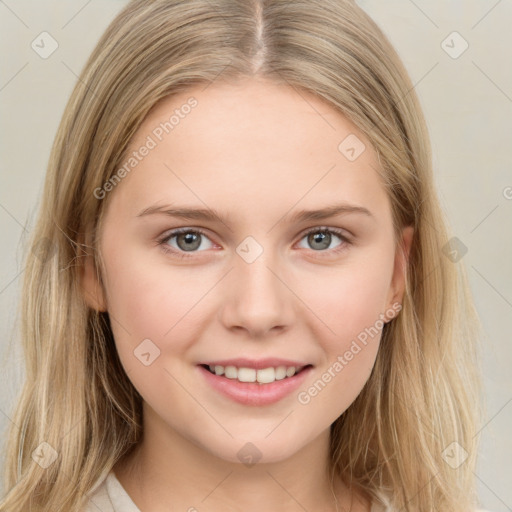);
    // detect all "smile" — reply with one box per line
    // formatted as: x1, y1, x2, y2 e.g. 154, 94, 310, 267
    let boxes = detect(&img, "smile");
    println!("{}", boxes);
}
197, 363, 314, 406
202, 364, 308, 384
